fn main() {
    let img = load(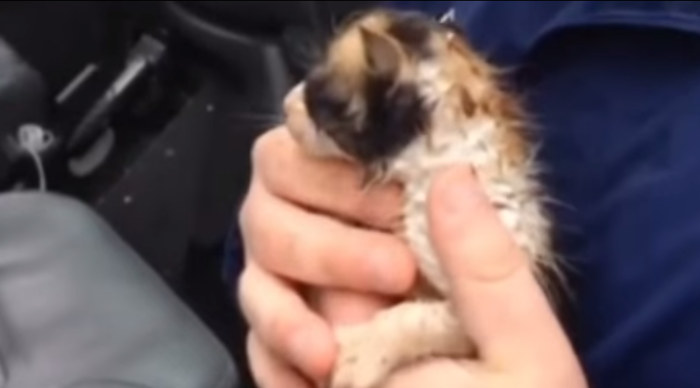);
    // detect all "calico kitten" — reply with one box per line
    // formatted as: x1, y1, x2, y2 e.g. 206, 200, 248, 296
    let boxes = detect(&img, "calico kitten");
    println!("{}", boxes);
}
283, 8, 563, 388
